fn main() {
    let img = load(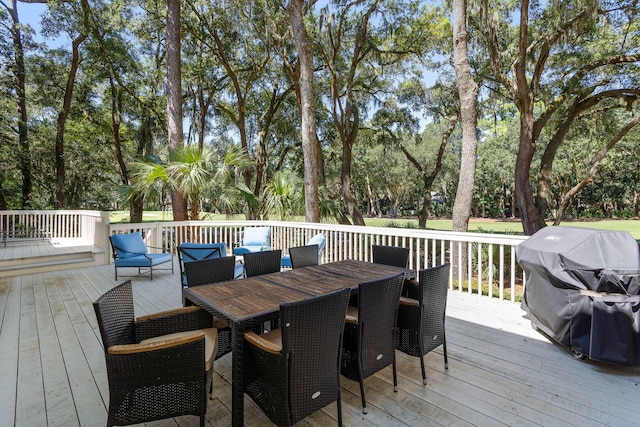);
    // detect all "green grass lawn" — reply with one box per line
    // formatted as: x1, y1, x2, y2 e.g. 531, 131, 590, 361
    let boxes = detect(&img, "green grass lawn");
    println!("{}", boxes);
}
108, 211, 640, 239
366, 217, 640, 239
